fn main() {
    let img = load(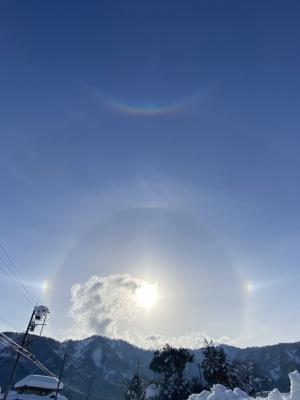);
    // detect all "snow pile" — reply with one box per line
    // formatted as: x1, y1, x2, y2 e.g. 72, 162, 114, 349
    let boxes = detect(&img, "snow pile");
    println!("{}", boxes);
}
188, 386, 250, 400
188, 371, 300, 400
146, 384, 160, 399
